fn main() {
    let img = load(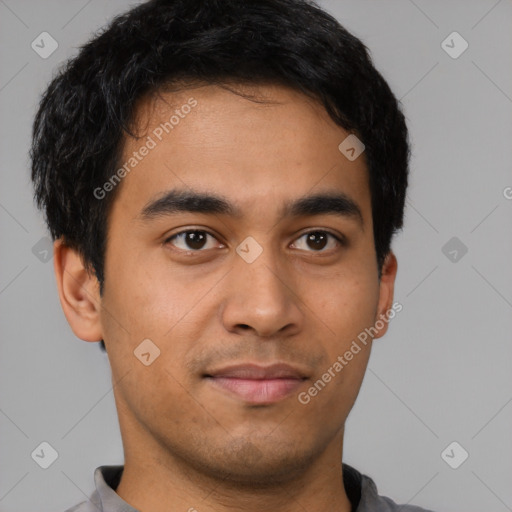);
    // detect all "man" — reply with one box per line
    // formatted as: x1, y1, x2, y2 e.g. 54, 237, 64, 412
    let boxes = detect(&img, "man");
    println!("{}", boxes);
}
30, 0, 434, 510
